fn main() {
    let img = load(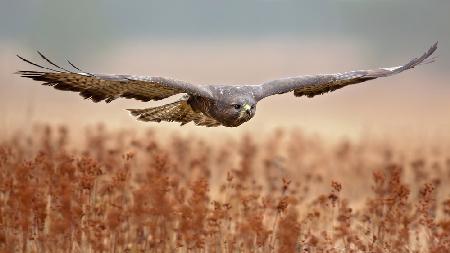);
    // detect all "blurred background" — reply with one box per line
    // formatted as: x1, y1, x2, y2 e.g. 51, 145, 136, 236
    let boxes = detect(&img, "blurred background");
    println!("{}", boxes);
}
1, 0, 449, 140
